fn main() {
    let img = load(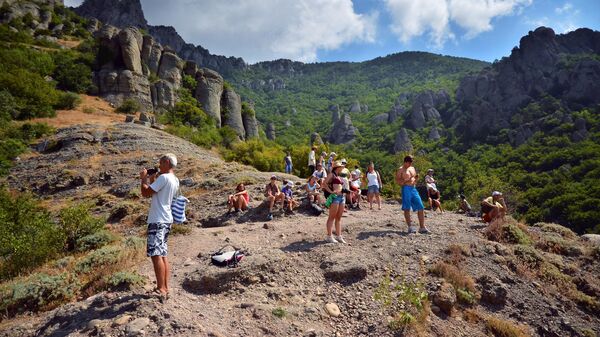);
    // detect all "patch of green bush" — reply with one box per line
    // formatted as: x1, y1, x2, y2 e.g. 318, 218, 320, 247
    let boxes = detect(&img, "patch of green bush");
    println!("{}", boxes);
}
0, 272, 80, 315
55, 91, 81, 110
222, 138, 283, 172
0, 188, 64, 280
116, 99, 141, 114
52, 50, 93, 93
104, 271, 145, 291
59, 203, 105, 252
75, 245, 121, 274
75, 230, 118, 252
